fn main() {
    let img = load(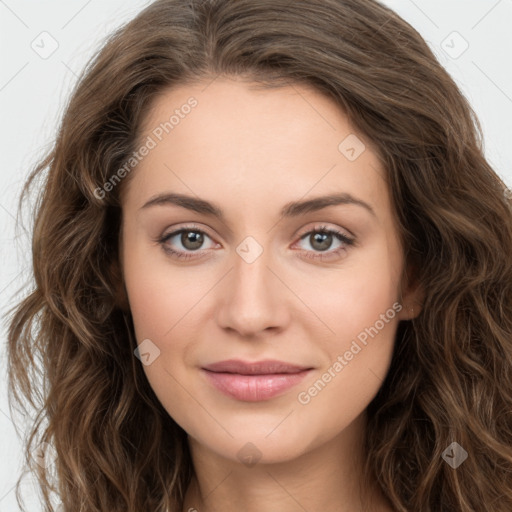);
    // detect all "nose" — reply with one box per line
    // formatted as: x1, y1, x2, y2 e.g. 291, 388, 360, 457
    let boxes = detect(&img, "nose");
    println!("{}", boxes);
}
215, 241, 290, 338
